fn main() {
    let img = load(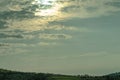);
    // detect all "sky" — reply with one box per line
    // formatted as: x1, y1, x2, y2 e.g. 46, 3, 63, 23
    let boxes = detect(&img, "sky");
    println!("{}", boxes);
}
0, 0, 120, 75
